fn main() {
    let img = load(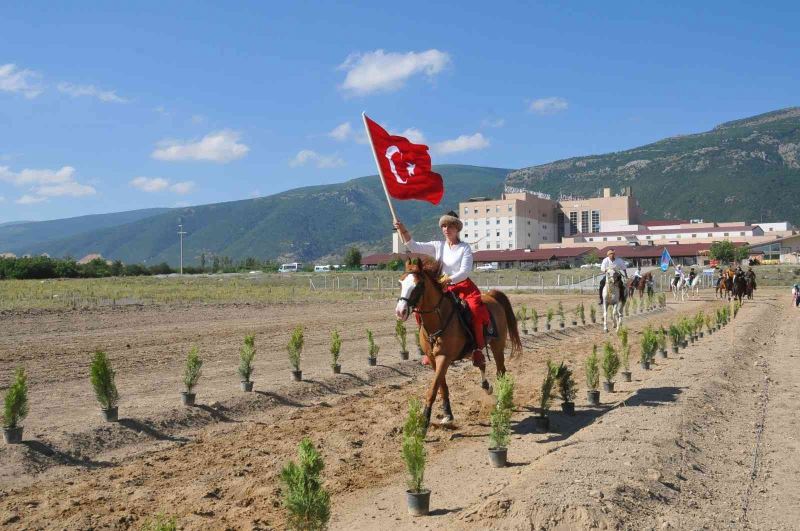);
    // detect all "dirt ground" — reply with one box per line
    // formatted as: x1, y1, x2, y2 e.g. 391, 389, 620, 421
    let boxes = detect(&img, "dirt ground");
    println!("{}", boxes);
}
0, 288, 797, 530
